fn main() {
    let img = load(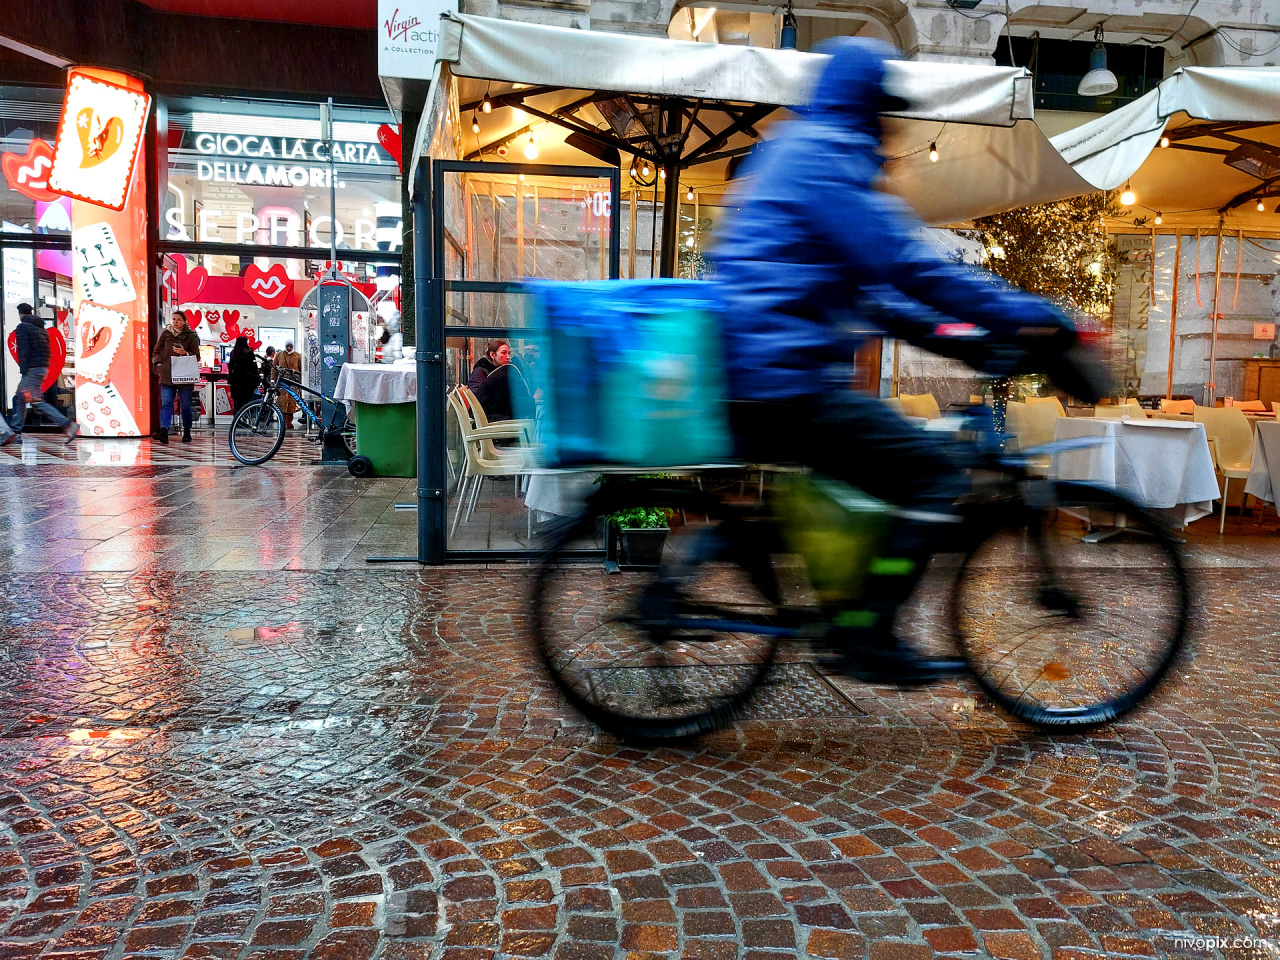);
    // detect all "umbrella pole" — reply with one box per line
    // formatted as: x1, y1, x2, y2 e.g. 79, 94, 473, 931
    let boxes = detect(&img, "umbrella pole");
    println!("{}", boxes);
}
1208, 220, 1225, 406
1168, 233, 1181, 401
